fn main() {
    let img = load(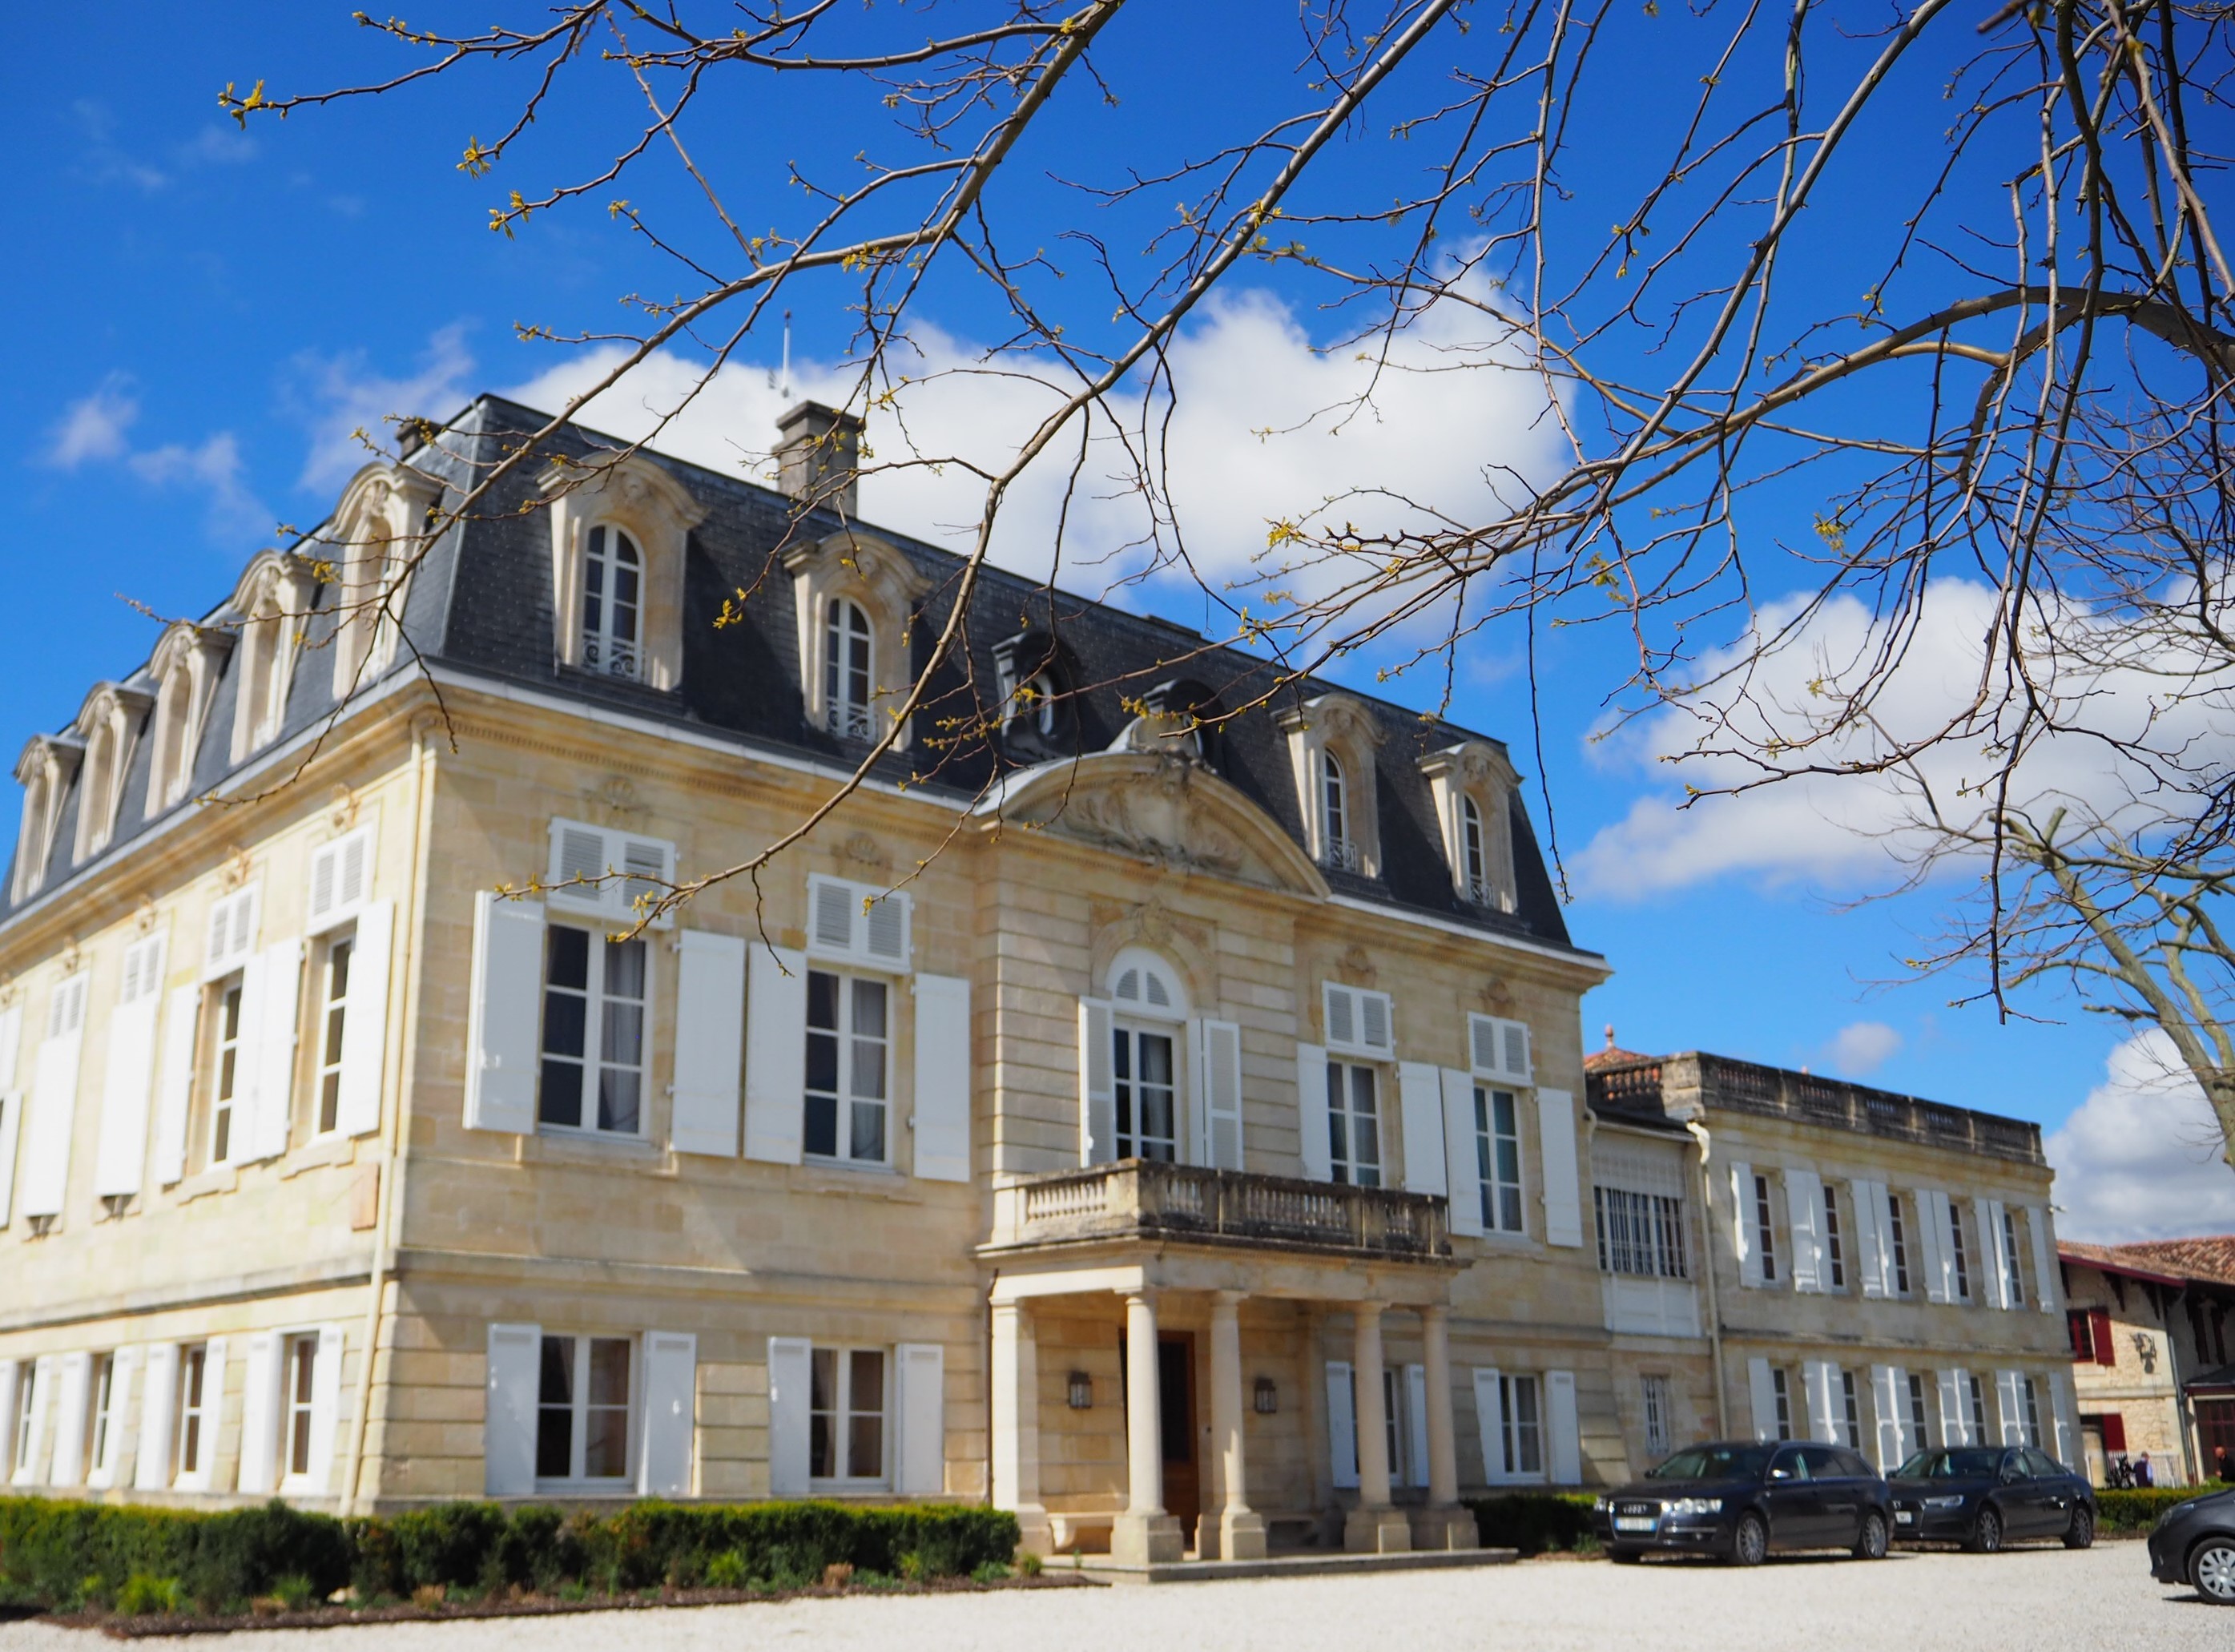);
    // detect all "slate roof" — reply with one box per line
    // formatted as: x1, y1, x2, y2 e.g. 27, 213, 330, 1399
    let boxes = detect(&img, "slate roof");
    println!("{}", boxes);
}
2, 395, 1592, 957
